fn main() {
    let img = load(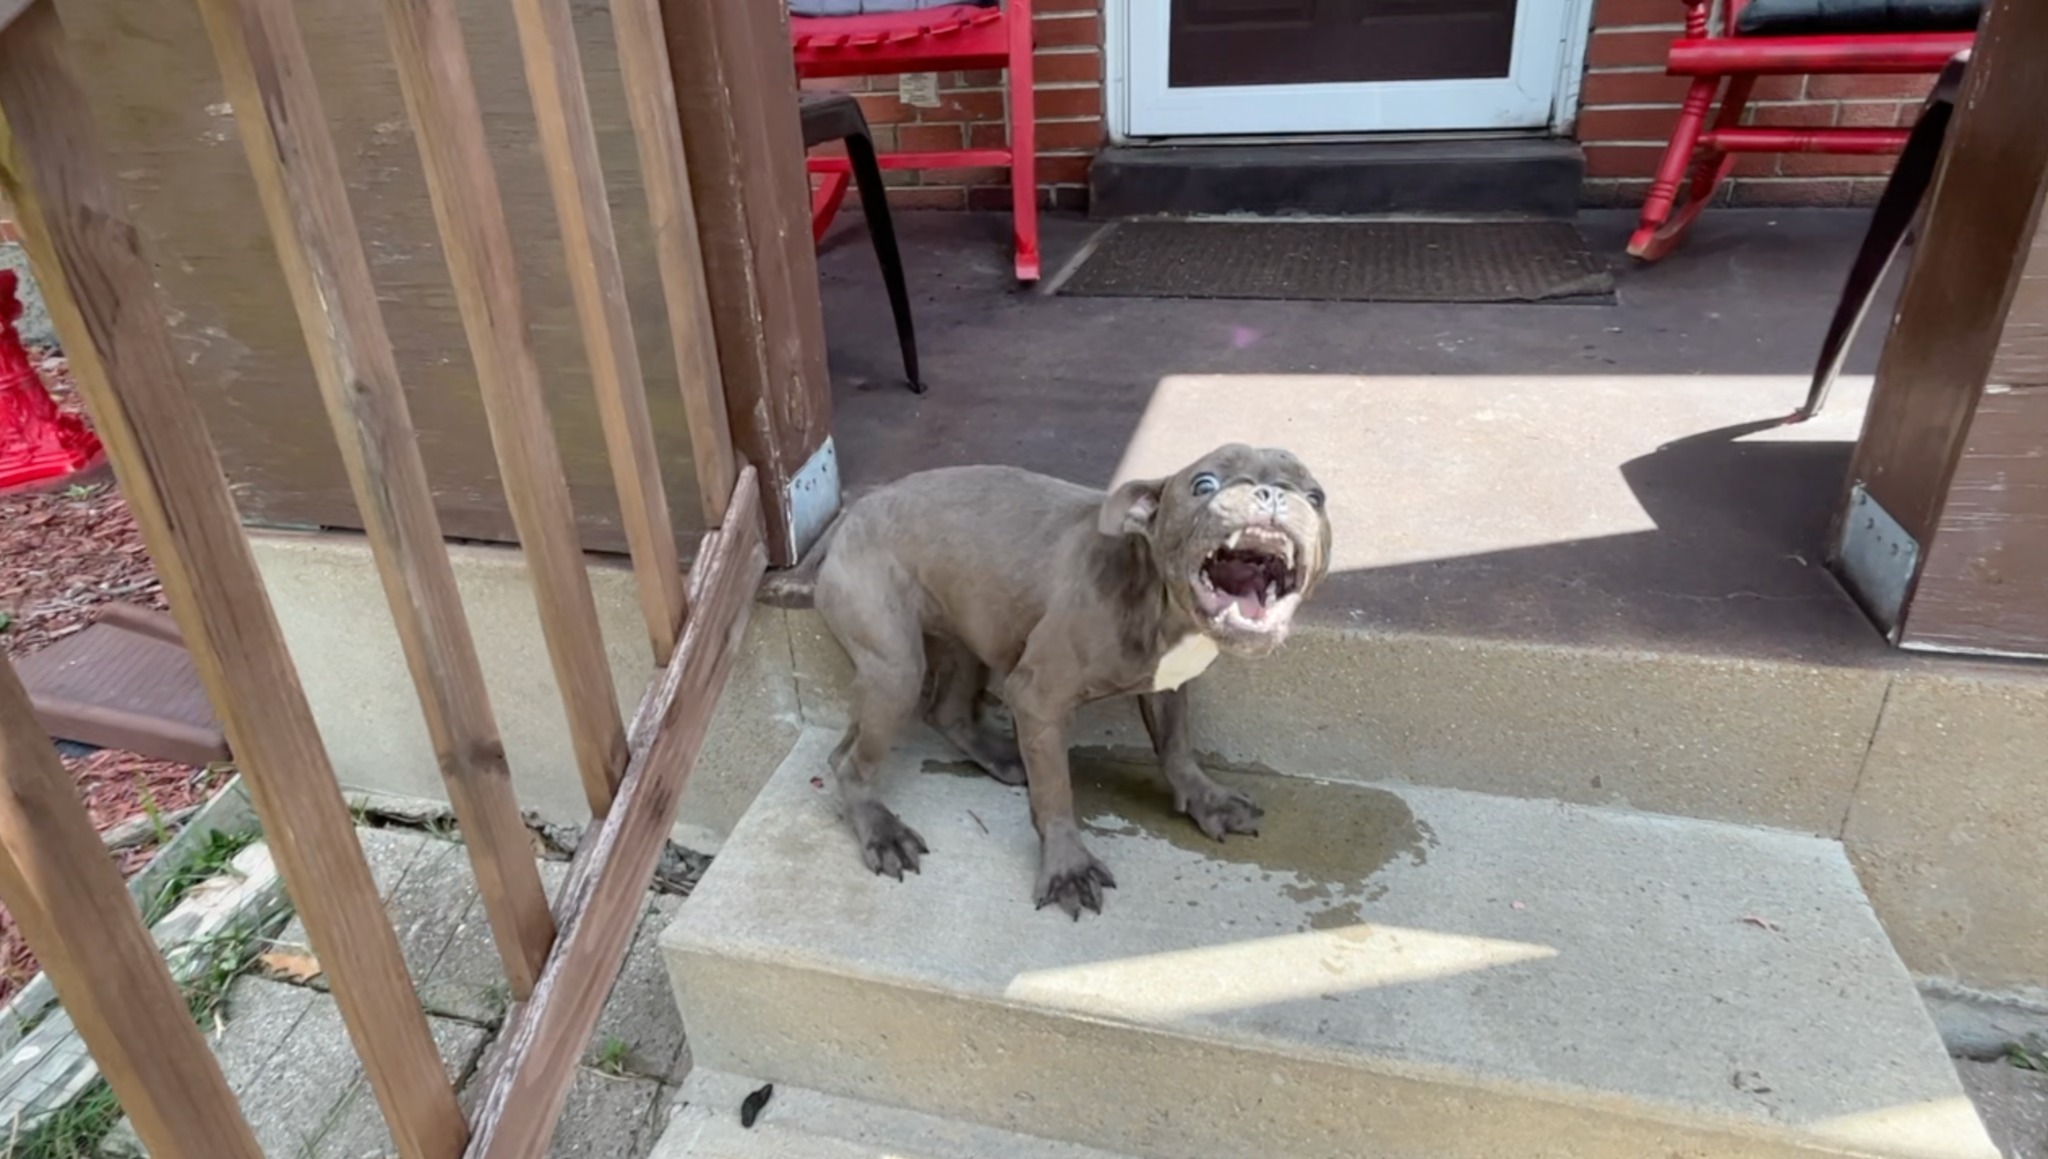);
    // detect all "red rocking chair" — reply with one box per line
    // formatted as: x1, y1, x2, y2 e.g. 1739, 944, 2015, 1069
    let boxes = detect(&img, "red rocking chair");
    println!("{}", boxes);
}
791, 0, 1040, 283
1628, 0, 1977, 262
